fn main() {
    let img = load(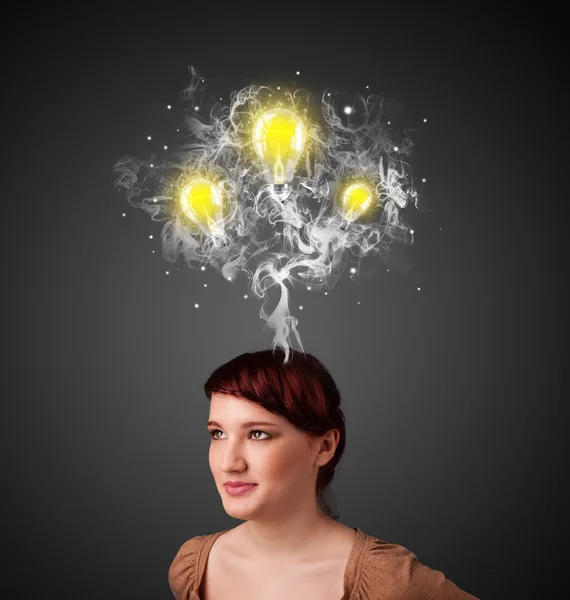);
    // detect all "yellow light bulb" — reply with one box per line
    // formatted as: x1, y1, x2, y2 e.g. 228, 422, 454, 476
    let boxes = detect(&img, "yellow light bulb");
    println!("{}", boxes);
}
338, 182, 374, 229
179, 178, 226, 242
252, 107, 307, 198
